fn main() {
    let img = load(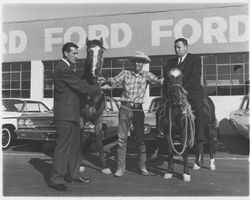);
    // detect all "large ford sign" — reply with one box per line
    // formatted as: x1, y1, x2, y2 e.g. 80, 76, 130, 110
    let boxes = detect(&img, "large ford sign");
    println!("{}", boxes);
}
2, 6, 248, 62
